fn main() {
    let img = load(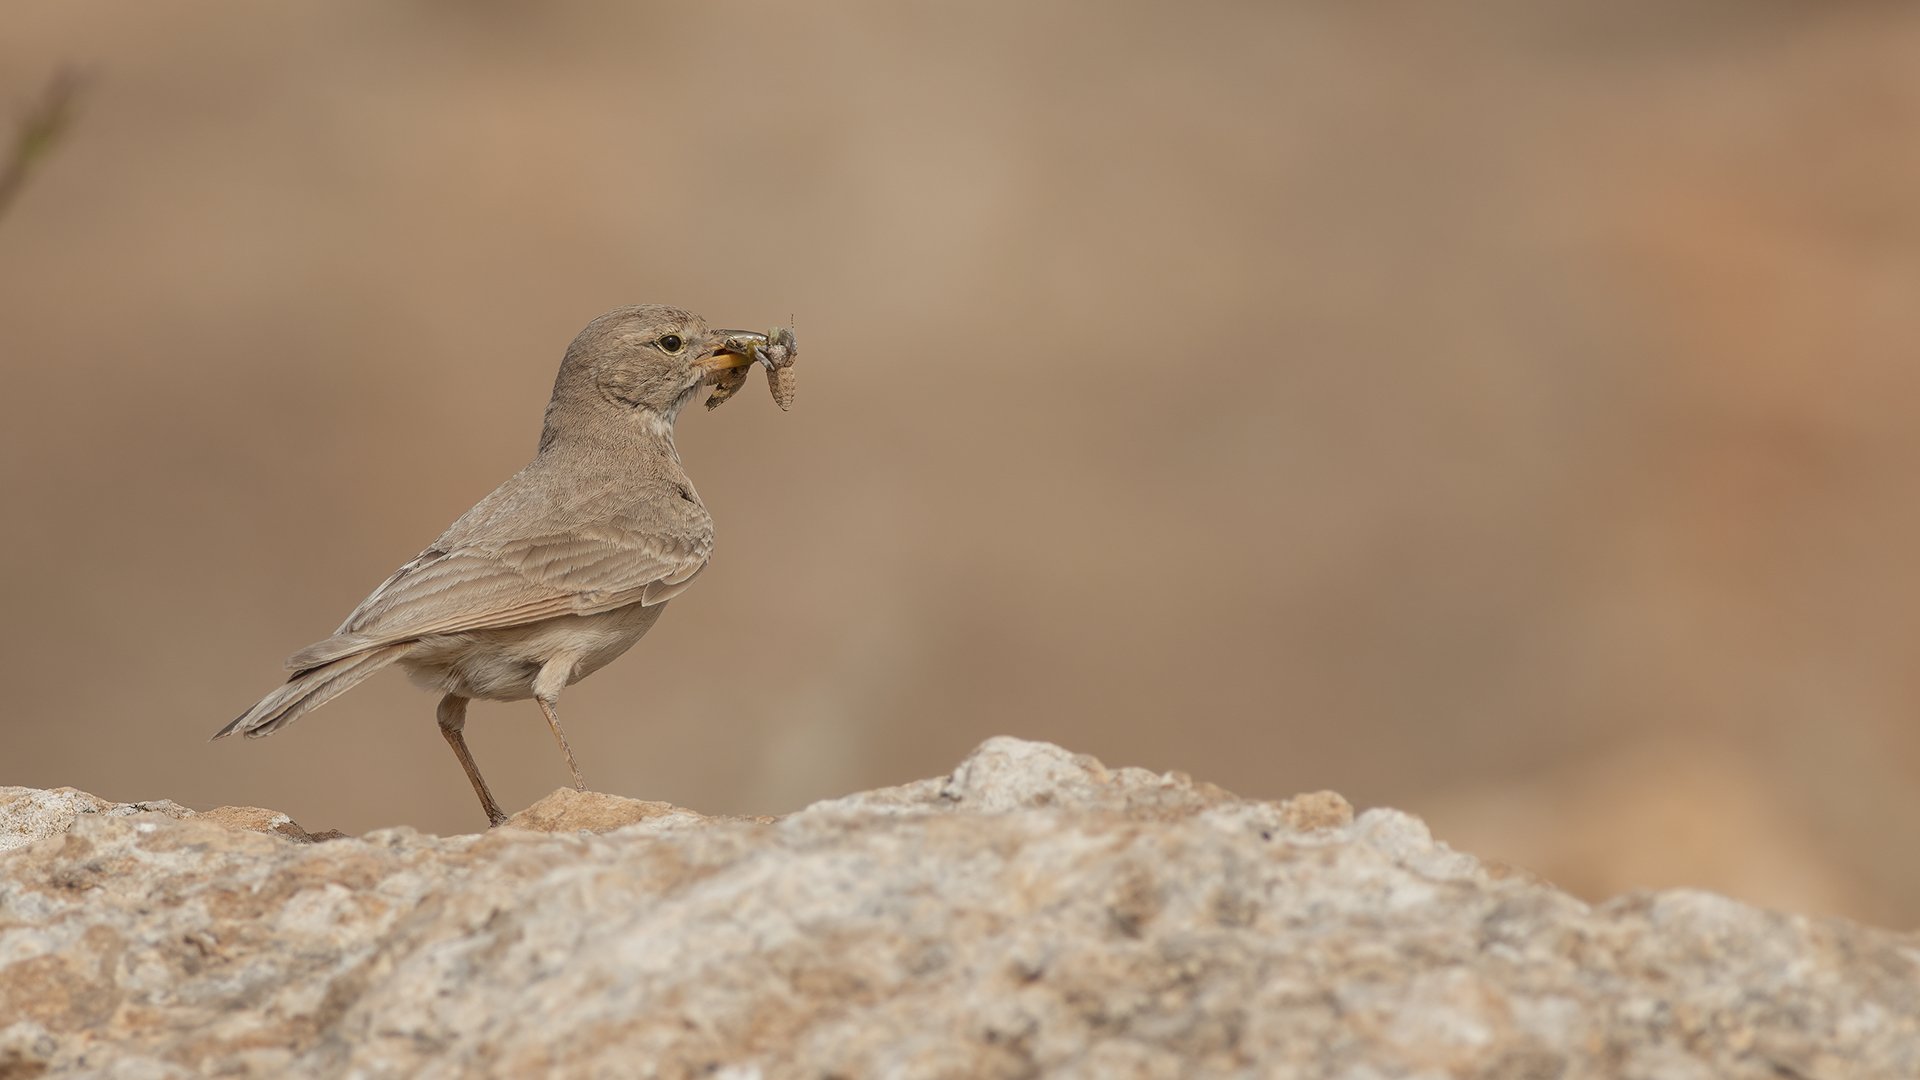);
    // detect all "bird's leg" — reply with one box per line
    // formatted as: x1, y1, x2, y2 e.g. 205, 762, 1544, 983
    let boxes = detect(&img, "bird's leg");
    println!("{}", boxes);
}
531, 658, 588, 792
536, 695, 586, 792
437, 693, 507, 827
